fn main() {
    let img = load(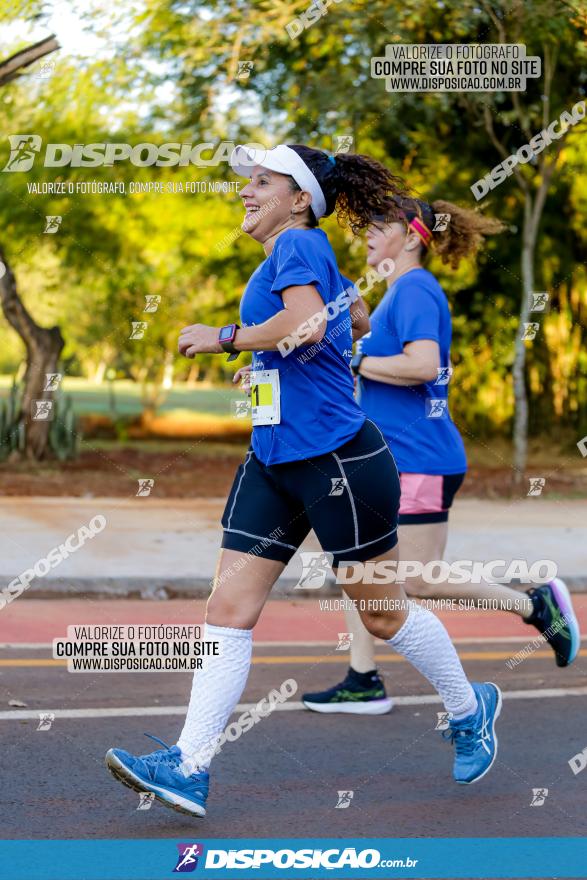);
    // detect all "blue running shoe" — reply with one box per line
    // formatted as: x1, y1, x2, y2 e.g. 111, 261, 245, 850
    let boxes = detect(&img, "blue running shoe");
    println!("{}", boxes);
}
302, 667, 393, 715
443, 682, 502, 785
105, 733, 209, 817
